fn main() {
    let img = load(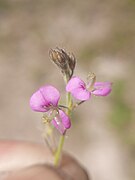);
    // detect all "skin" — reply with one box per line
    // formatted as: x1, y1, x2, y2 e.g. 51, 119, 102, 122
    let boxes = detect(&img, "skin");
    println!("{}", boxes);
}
0, 140, 90, 180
